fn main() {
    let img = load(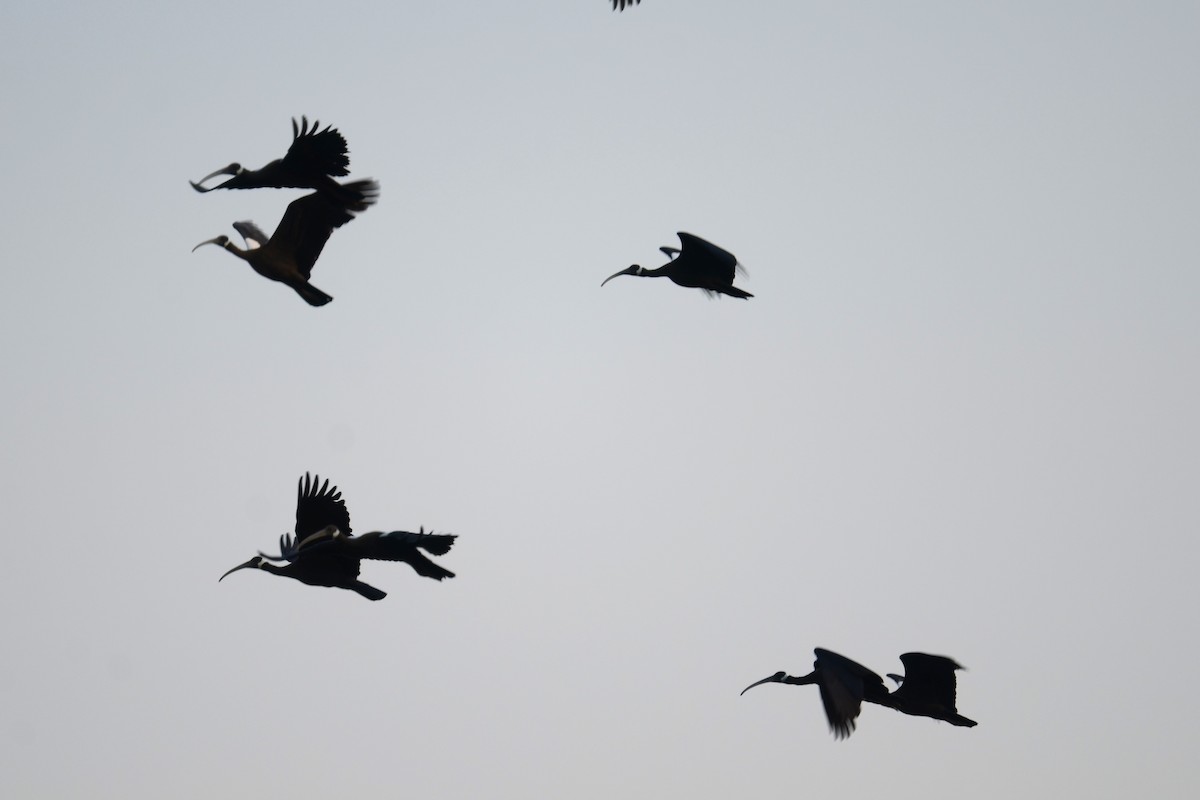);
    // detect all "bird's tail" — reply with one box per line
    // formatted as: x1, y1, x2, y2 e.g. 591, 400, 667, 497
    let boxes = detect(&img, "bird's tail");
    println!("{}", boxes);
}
315, 176, 381, 212
292, 281, 333, 307
337, 179, 381, 214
